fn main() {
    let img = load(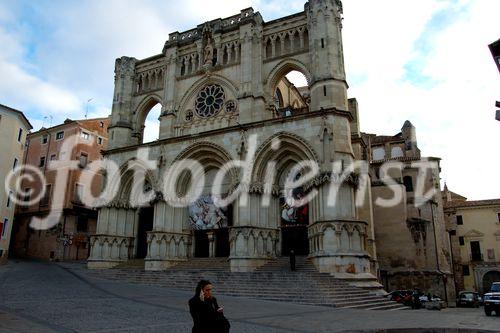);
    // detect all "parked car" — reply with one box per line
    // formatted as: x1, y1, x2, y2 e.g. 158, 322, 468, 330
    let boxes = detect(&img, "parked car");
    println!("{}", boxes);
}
387, 290, 413, 306
419, 294, 445, 310
457, 291, 480, 308
484, 282, 500, 316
